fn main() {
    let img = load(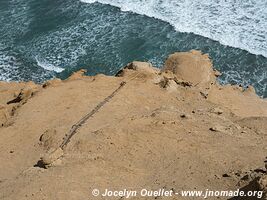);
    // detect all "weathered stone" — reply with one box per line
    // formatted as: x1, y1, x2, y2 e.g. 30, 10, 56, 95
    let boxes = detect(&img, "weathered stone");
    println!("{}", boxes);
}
39, 129, 58, 150
214, 70, 222, 77
258, 175, 267, 199
211, 107, 223, 115
41, 148, 63, 166
163, 50, 215, 89
209, 125, 227, 133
